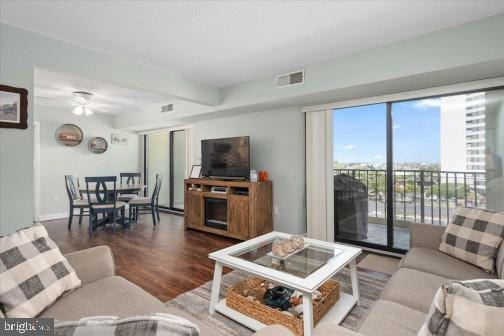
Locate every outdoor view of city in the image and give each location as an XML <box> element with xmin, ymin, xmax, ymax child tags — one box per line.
<box><xmin>332</xmin><ymin>91</ymin><xmax>500</xmax><ymax>250</ymax></box>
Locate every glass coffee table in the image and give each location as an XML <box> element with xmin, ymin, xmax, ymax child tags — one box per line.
<box><xmin>208</xmin><ymin>232</ymin><xmax>361</xmax><ymax>336</ymax></box>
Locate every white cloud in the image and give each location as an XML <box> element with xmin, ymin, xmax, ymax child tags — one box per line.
<box><xmin>393</xmin><ymin>124</ymin><xmax>401</xmax><ymax>129</ymax></box>
<box><xmin>344</xmin><ymin>144</ymin><xmax>355</xmax><ymax>150</ymax></box>
<box><xmin>373</xmin><ymin>155</ymin><xmax>382</xmax><ymax>159</ymax></box>
<box><xmin>413</xmin><ymin>98</ymin><xmax>441</xmax><ymax>109</ymax></box>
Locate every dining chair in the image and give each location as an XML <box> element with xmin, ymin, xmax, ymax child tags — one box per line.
<box><xmin>118</xmin><ymin>172</ymin><xmax>142</xmax><ymax>201</ymax></box>
<box><xmin>85</xmin><ymin>176</ymin><xmax>126</xmax><ymax>232</ymax></box>
<box><xmin>64</xmin><ymin>175</ymin><xmax>89</xmax><ymax>229</ymax></box>
<box><xmin>128</xmin><ymin>174</ymin><xmax>162</xmax><ymax>226</ymax></box>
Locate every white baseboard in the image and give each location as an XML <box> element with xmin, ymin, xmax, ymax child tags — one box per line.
<box><xmin>38</xmin><ymin>212</ymin><xmax>68</xmax><ymax>222</ymax></box>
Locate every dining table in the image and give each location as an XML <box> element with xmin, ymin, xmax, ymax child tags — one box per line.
<box><xmin>79</xmin><ymin>184</ymin><xmax>146</xmax><ymax>194</ymax></box>
<box><xmin>79</xmin><ymin>183</ymin><xmax>147</xmax><ymax>229</ymax></box>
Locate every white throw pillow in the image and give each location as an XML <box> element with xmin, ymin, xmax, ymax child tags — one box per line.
<box><xmin>55</xmin><ymin>314</ymin><xmax>200</xmax><ymax>336</ymax></box>
<box><xmin>418</xmin><ymin>279</ymin><xmax>504</xmax><ymax>336</ymax></box>
<box><xmin>439</xmin><ymin>207</ymin><xmax>504</xmax><ymax>273</ymax></box>
<box><xmin>0</xmin><ymin>225</ymin><xmax>81</xmax><ymax>317</ymax></box>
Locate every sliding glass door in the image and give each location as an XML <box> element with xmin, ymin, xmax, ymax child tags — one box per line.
<box><xmin>333</xmin><ymin>88</ymin><xmax>504</xmax><ymax>252</ymax></box>
<box><xmin>146</xmin><ymin>132</ymin><xmax>170</xmax><ymax>208</ymax></box>
<box><xmin>145</xmin><ymin>129</ymin><xmax>187</xmax><ymax>211</ymax></box>
<box><xmin>171</xmin><ymin>130</ymin><xmax>186</xmax><ymax>210</ymax></box>
<box><xmin>333</xmin><ymin>103</ymin><xmax>388</xmax><ymax>247</ymax></box>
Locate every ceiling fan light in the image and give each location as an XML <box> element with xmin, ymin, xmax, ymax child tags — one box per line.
<box><xmin>72</xmin><ymin>105</ymin><xmax>84</xmax><ymax>115</ymax></box>
<box><xmin>84</xmin><ymin>106</ymin><xmax>94</xmax><ymax>116</ymax></box>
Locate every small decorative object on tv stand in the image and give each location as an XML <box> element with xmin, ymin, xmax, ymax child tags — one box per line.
<box><xmin>184</xmin><ymin>178</ymin><xmax>273</xmax><ymax>240</ymax></box>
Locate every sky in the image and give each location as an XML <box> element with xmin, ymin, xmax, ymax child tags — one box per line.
<box><xmin>333</xmin><ymin>98</ymin><xmax>441</xmax><ymax>164</ymax></box>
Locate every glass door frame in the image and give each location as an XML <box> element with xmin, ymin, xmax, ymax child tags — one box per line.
<box><xmin>169</xmin><ymin>130</ymin><xmax>185</xmax><ymax>212</ymax></box>
<box><xmin>330</xmin><ymin>85</ymin><xmax>504</xmax><ymax>254</ymax></box>
<box><xmin>143</xmin><ymin>131</ymin><xmax>186</xmax><ymax>213</ymax></box>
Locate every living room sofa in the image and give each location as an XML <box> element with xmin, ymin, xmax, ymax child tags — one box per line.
<box><xmin>256</xmin><ymin>223</ymin><xmax>504</xmax><ymax>336</ymax></box>
<box><xmin>40</xmin><ymin>245</ymin><xmax>227</xmax><ymax>335</ymax></box>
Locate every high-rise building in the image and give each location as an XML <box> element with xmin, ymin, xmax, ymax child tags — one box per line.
<box><xmin>440</xmin><ymin>92</ymin><xmax>486</xmax><ymax>173</ymax></box>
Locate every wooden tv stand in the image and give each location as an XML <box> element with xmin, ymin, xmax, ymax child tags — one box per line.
<box><xmin>184</xmin><ymin>178</ymin><xmax>273</xmax><ymax>240</ymax></box>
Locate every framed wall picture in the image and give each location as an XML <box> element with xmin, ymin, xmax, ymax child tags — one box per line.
<box><xmin>190</xmin><ymin>164</ymin><xmax>202</xmax><ymax>178</ymax></box>
<box><xmin>0</xmin><ymin>84</ymin><xmax>28</xmax><ymax>129</ymax></box>
<box><xmin>111</xmin><ymin>133</ymin><xmax>128</xmax><ymax>145</ymax></box>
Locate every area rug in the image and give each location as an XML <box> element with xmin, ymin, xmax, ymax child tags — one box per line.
<box><xmin>357</xmin><ymin>254</ymin><xmax>401</xmax><ymax>275</ymax></box>
<box><xmin>165</xmin><ymin>267</ymin><xmax>391</xmax><ymax>336</ymax></box>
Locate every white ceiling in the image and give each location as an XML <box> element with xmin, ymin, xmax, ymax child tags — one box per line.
<box><xmin>2</xmin><ymin>1</ymin><xmax>504</xmax><ymax>87</ymax></box>
<box><xmin>34</xmin><ymin>69</ymin><xmax>170</xmax><ymax>115</ymax></box>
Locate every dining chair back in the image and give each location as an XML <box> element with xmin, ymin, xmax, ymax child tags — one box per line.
<box><xmin>65</xmin><ymin>175</ymin><xmax>89</xmax><ymax>229</ymax></box>
<box><xmin>118</xmin><ymin>172</ymin><xmax>143</xmax><ymax>201</ymax></box>
<box><xmin>65</xmin><ymin>175</ymin><xmax>81</xmax><ymax>201</ymax></box>
<box><xmin>120</xmin><ymin>172</ymin><xmax>142</xmax><ymax>185</ymax></box>
<box><xmin>128</xmin><ymin>174</ymin><xmax>162</xmax><ymax>226</ymax></box>
<box><xmin>85</xmin><ymin>176</ymin><xmax>126</xmax><ymax>232</ymax></box>
<box><xmin>152</xmin><ymin>174</ymin><xmax>162</xmax><ymax>200</ymax></box>
<box><xmin>85</xmin><ymin>176</ymin><xmax>117</xmax><ymax>207</ymax></box>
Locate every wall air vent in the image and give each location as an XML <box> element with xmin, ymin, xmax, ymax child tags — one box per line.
<box><xmin>275</xmin><ymin>70</ymin><xmax>304</xmax><ymax>88</ymax></box>
<box><xmin>161</xmin><ymin>104</ymin><xmax>174</xmax><ymax>113</ymax></box>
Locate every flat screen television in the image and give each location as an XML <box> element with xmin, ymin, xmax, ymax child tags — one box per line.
<box><xmin>201</xmin><ymin>136</ymin><xmax>250</xmax><ymax>179</ymax></box>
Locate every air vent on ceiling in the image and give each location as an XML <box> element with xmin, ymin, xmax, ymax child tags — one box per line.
<box><xmin>275</xmin><ymin>70</ymin><xmax>304</xmax><ymax>88</ymax></box>
<box><xmin>161</xmin><ymin>104</ymin><xmax>174</xmax><ymax>113</ymax></box>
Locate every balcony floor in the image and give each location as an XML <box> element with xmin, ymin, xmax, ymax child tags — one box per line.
<box><xmin>365</xmin><ymin>223</ymin><xmax>410</xmax><ymax>250</ymax></box>
<box><xmin>336</xmin><ymin>223</ymin><xmax>411</xmax><ymax>250</ymax></box>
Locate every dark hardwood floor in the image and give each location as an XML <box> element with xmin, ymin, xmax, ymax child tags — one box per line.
<box><xmin>43</xmin><ymin>212</ymin><xmax>238</xmax><ymax>302</ymax></box>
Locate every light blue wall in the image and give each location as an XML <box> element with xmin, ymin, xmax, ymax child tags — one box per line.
<box><xmin>0</xmin><ymin>23</ymin><xmax>218</xmax><ymax>235</ymax></box>
<box><xmin>192</xmin><ymin>107</ymin><xmax>306</xmax><ymax>234</ymax></box>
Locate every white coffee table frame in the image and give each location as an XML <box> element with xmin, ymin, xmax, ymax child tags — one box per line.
<box><xmin>208</xmin><ymin>232</ymin><xmax>362</xmax><ymax>336</ymax></box>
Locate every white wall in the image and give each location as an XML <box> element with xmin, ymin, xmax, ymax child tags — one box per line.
<box><xmin>36</xmin><ymin>105</ymin><xmax>140</xmax><ymax>219</ymax></box>
<box><xmin>192</xmin><ymin>107</ymin><xmax>306</xmax><ymax>235</ymax></box>
<box><xmin>117</xmin><ymin>14</ymin><xmax>504</xmax><ymax>131</ymax></box>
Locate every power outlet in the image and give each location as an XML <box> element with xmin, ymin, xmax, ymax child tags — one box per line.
<box><xmin>273</xmin><ymin>205</ymin><xmax>279</xmax><ymax>215</ymax></box>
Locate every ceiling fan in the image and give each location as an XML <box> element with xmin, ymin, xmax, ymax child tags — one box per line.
<box><xmin>34</xmin><ymin>85</ymin><xmax>125</xmax><ymax>115</ymax></box>
<box><xmin>72</xmin><ymin>91</ymin><xmax>94</xmax><ymax>116</ymax></box>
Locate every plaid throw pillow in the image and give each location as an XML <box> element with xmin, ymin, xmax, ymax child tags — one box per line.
<box><xmin>0</xmin><ymin>225</ymin><xmax>81</xmax><ymax>317</ymax></box>
<box><xmin>418</xmin><ymin>279</ymin><xmax>504</xmax><ymax>336</ymax></box>
<box><xmin>439</xmin><ymin>207</ymin><xmax>504</xmax><ymax>273</ymax></box>
<box><xmin>55</xmin><ymin>314</ymin><xmax>200</xmax><ymax>336</ymax></box>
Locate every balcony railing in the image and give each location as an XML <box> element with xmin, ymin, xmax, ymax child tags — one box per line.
<box><xmin>334</xmin><ymin>169</ymin><xmax>486</xmax><ymax>226</ymax></box>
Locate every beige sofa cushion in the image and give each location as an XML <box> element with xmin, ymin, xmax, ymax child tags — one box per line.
<box><xmin>380</xmin><ymin>268</ymin><xmax>448</xmax><ymax>313</ymax></box>
<box><xmin>39</xmin><ymin>276</ymin><xmax>166</xmax><ymax>319</ymax></box>
<box><xmin>358</xmin><ymin>300</ymin><xmax>425</xmax><ymax>336</ymax></box>
<box><xmin>400</xmin><ymin>247</ymin><xmax>494</xmax><ymax>280</ymax></box>
<box><xmin>65</xmin><ymin>246</ymin><xmax>115</xmax><ymax>285</ymax></box>
<box><xmin>39</xmin><ymin>275</ymin><xmax>221</xmax><ymax>336</ymax></box>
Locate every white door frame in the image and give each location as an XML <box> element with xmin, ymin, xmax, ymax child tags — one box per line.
<box><xmin>33</xmin><ymin>121</ymin><xmax>40</xmax><ymax>223</ymax></box>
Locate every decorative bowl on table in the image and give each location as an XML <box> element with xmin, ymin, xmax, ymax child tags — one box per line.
<box><xmin>270</xmin><ymin>235</ymin><xmax>306</xmax><ymax>259</ymax></box>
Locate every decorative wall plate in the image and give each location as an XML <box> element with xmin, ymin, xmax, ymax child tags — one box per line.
<box><xmin>55</xmin><ymin>124</ymin><xmax>83</xmax><ymax>146</ymax></box>
<box><xmin>88</xmin><ymin>137</ymin><xmax>108</xmax><ymax>154</ymax></box>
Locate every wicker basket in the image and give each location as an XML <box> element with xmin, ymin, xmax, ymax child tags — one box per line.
<box><xmin>226</xmin><ymin>278</ymin><xmax>340</xmax><ymax>336</ymax></box>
